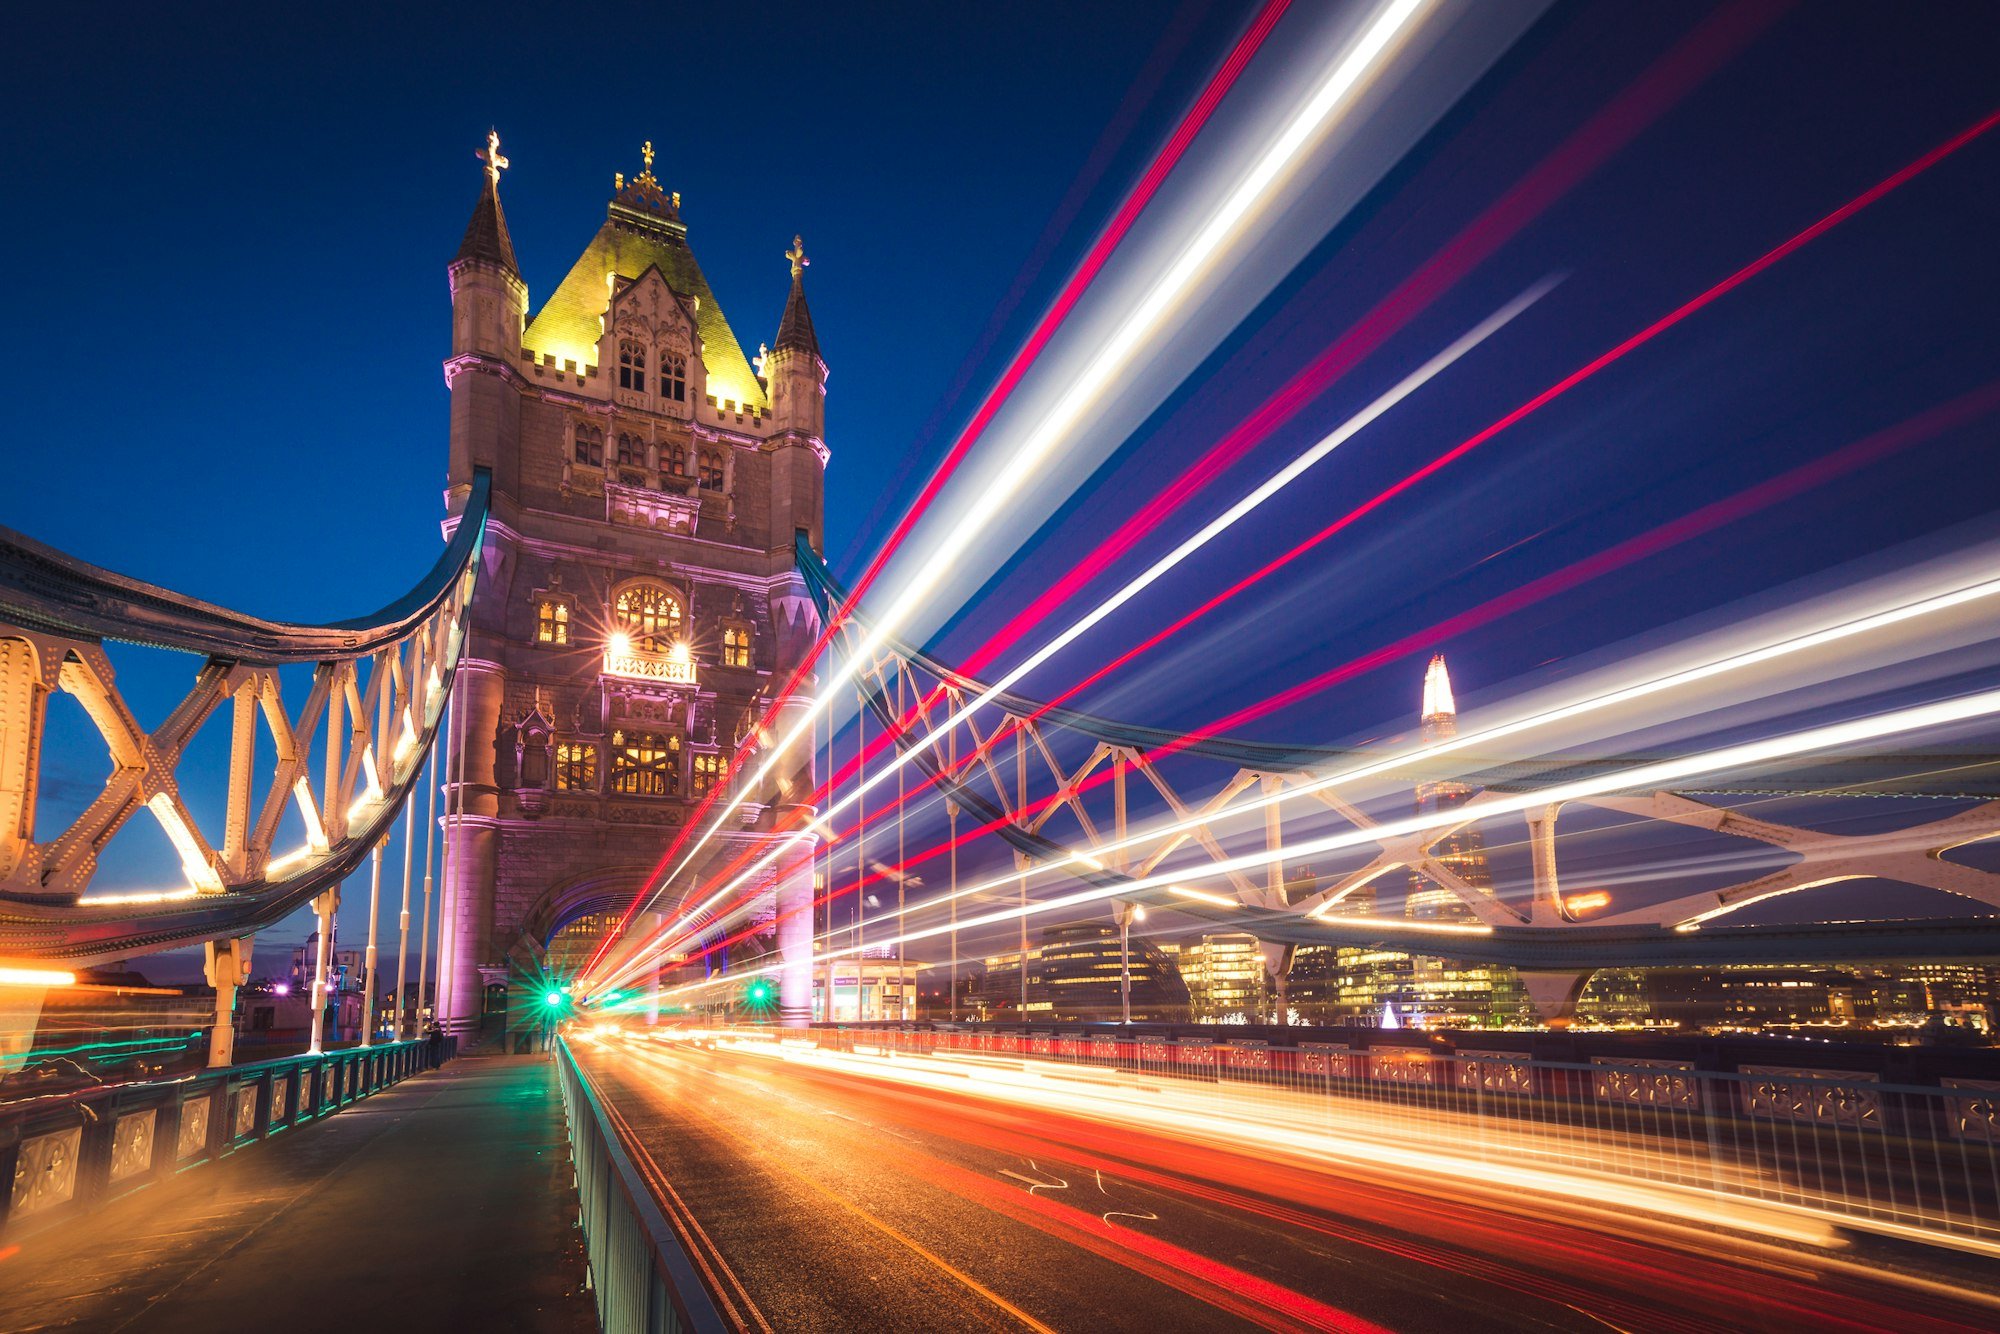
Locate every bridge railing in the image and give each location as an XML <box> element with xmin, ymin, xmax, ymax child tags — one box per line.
<box><xmin>555</xmin><ymin>1037</ymin><xmax>726</xmax><ymax>1334</ymax></box>
<box><xmin>793</xmin><ymin>1023</ymin><xmax>2000</xmax><ymax>1251</ymax></box>
<box><xmin>1</xmin><ymin>1036</ymin><xmax>454</xmax><ymax>1239</ymax></box>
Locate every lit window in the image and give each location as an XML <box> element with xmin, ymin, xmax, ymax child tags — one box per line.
<box><xmin>536</xmin><ymin>600</ymin><xmax>569</xmax><ymax>645</ymax></box>
<box><xmin>721</xmin><ymin>623</ymin><xmax>751</xmax><ymax>668</ymax></box>
<box><xmin>617</xmin><ymin>433</ymin><xmax>640</xmax><ymax>468</ymax></box>
<box><xmin>555</xmin><ymin>742</ymin><xmax>596</xmax><ymax>792</ymax></box>
<box><xmin>664</xmin><ymin>444</ymin><xmax>687</xmax><ymax>478</ymax></box>
<box><xmin>610</xmin><ymin>730</ymin><xmax>681</xmax><ymax>797</ymax></box>
<box><xmin>698</xmin><ymin>449</ymin><xmax>724</xmax><ymax>490</ymax></box>
<box><xmin>663</xmin><ymin>353</ymin><xmax>687</xmax><ymax>403</ymax></box>
<box><xmin>691</xmin><ymin>751</ymin><xmax>724</xmax><ymax>798</ymax></box>
<box><xmin>612</xmin><ymin>584</ymin><xmax>684</xmax><ymax>653</ymax></box>
<box><xmin>618</xmin><ymin>341</ymin><xmax>646</xmax><ymax>392</ymax></box>
<box><xmin>574</xmin><ymin>424</ymin><xmax>604</xmax><ymax>467</ymax></box>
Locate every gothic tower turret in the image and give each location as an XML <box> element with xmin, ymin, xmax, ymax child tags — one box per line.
<box><xmin>764</xmin><ymin>236</ymin><xmax>828</xmax><ymax>555</ymax></box>
<box><xmin>446</xmin><ymin>131</ymin><xmax>528</xmax><ymax>503</ymax></box>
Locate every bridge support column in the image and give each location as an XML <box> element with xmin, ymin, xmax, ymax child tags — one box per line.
<box><xmin>307</xmin><ymin>888</ymin><xmax>339</xmax><ymax>1055</ymax></box>
<box><xmin>776</xmin><ymin>850</ymin><xmax>814</xmax><ymax>1027</ymax></box>
<box><xmin>1260</xmin><ymin>941</ymin><xmax>1296</xmax><ymax>1024</ymax></box>
<box><xmin>770</xmin><ymin>676</ymin><xmax>819</xmax><ymax>1030</ymax></box>
<box><xmin>441</xmin><ymin>663</ymin><xmax>502</xmax><ymax>1041</ymax></box>
<box><xmin>1518</xmin><ymin>969</ymin><xmax>1593</xmax><ymax>1025</ymax></box>
<box><xmin>202</xmin><ymin>936</ymin><xmax>252</xmax><ymax>1068</ymax></box>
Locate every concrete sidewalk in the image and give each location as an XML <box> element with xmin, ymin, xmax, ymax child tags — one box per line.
<box><xmin>0</xmin><ymin>1056</ymin><xmax>594</xmax><ymax>1333</ymax></box>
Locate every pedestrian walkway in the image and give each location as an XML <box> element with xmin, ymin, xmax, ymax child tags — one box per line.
<box><xmin>0</xmin><ymin>1055</ymin><xmax>594</xmax><ymax>1333</ymax></box>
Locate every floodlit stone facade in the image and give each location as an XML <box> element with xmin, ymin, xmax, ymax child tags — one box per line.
<box><xmin>438</xmin><ymin>139</ymin><xmax>824</xmax><ymax>1040</ymax></box>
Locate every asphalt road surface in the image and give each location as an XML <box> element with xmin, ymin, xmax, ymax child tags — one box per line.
<box><xmin>573</xmin><ymin>1036</ymin><xmax>1998</xmax><ymax>1333</ymax></box>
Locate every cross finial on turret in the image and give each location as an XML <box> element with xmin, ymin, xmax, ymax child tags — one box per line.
<box><xmin>478</xmin><ymin>129</ymin><xmax>509</xmax><ymax>187</ymax></box>
<box><xmin>786</xmin><ymin>235</ymin><xmax>809</xmax><ymax>279</ymax></box>
<box><xmin>642</xmin><ymin>140</ymin><xmax>655</xmax><ymax>173</ymax></box>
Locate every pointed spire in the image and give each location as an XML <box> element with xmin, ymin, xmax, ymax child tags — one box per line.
<box><xmin>1421</xmin><ymin>654</ymin><xmax>1455</xmax><ymax>720</ymax></box>
<box><xmin>456</xmin><ymin>129</ymin><xmax>519</xmax><ymax>276</ymax></box>
<box><xmin>774</xmin><ymin>234</ymin><xmax>820</xmax><ymax>358</ymax></box>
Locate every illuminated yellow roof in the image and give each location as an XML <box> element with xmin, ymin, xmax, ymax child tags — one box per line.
<box><xmin>523</xmin><ymin>179</ymin><xmax>769</xmax><ymax>411</ymax></box>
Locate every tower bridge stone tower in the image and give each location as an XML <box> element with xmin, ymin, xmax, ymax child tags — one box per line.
<box><xmin>439</xmin><ymin>137</ymin><xmax>825</xmax><ymax>1041</ymax></box>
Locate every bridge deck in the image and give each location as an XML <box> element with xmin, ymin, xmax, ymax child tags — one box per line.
<box><xmin>0</xmin><ymin>1055</ymin><xmax>593</xmax><ymax>1333</ymax></box>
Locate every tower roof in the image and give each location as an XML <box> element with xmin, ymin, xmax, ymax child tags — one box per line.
<box><xmin>773</xmin><ymin>235</ymin><xmax>820</xmax><ymax>359</ymax></box>
<box><xmin>521</xmin><ymin>144</ymin><xmax>767</xmax><ymax>410</ymax></box>
<box><xmin>1421</xmin><ymin>654</ymin><xmax>1455</xmax><ymax>719</ymax></box>
<box><xmin>455</xmin><ymin>131</ymin><xmax>519</xmax><ymax>276</ymax></box>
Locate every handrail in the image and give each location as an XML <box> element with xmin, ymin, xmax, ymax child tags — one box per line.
<box><xmin>555</xmin><ymin>1038</ymin><xmax>727</xmax><ymax>1334</ymax></box>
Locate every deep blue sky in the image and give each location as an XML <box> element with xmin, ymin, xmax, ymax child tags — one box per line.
<box><xmin>6</xmin><ymin>2</ymin><xmax>2000</xmax><ymax>975</ymax></box>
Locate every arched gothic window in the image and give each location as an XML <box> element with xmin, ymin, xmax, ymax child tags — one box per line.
<box><xmin>665</xmin><ymin>444</ymin><xmax>688</xmax><ymax>478</ymax></box>
<box><xmin>617</xmin><ymin>433</ymin><xmax>640</xmax><ymax>468</ymax></box>
<box><xmin>574</xmin><ymin>424</ymin><xmax>604</xmax><ymax>467</ymax></box>
<box><xmin>691</xmin><ymin>751</ymin><xmax>724</xmax><ymax>798</ymax></box>
<box><xmin>721</xmin><ymin>623</ymin><xmax>751</xmax><ymax>668</ymax></box>
<box><xmin>610</xmin><ymin>730</ymin><xmax>681</xmax><ymax>797</ymax></box>
<box><xmin>618</xmin><ymin>341</ymin><xmax>646</xmax><ymax>392</ymax></box>
<box><xmin>698</xmin><ymin>449</ymin><xmax>724</xmax><ymax>490</ymax></box>
<box><xmin>612</xmin><ymin>584</ymin><xmax>684</xmax><ymax>653</ymax></box>
<box><xmin>663</xmin><ymin>353</ymin><xmax>688</xmax><ymax>402</ymax></box>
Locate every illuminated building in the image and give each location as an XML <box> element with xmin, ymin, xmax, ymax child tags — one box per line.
<box><xmin>439</xmin><ymin>136</ymin><xmax>827</xmax><ymax>1043</ymax></box>
<box><xmin>1178</xmin><ymin>933</ymin><xmax>1268</xmax><ymax>1023</ymax></box>
<box><xmin>1572</xmin><ymin>968</ymin><xmax>1654</xmax><ymax>1027</ymax></box>
<box><xmin>968</xmin><ymin>923</ymin><xmax>1189</xmax><ymax>1022</ymax></box>
<box><xmin>1396</xmin><ymin>657</ymin><xmax>1527</xmax><ymax>1027</ymax></box>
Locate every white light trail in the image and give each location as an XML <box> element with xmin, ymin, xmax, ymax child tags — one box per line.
<box><xmin>815</xmin><ymin>279</ymin><xmax>1557</xmax><ymax>826</ymax></box>
<box><xmin>616</xmin><ymin>287</ymin><xmax>1546</xmax><ymax>983</ymax></box>
<box><xmin>600</xmin><ymin>568</ymin><xmax>2000</xmax><ymax>995</ymax></box>
<box><xmin>615</xmin><ymin>0</ymin><xmax>1437</xmax><ymax>961</ymax></box>
<box><xmin>647</xmin><ymin>684</ymin><xmax>2000</xmax><ymax>1001</ymax></box>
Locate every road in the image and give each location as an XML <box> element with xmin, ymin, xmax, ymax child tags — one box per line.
<box><xmin>572</xmin><ymin>1034</ymin><xmax>1998</xmax><ymax>1333</ymax></box>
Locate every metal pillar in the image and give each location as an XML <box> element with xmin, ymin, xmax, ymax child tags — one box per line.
<box><xmin>1115</xmin><ymin>901</ymin><xmax>1135</xmax><ymax>1026</ymax></box>
<box><xmin>395</xmin><ymin>776</ymin><xmax>415</xmax><ymax>1036</ymax></box>
<box><xmin>1017</xmin><ymin>727</ymin><xmax>1028</xmax><ymax>1019</ymax></box>
<box><xmin>307</xmin><ymin>888</ymin><xmax>338</xmax><ymax>1055</ymax></box>
<box><xmin>416</xmin><ymin>734</ymin><xmax>440</xmax><ymax>1026</ymax></box>
<box><xmin>895</xmin><ymin>667</ymin><xmax>906</xmax><ymax>1020</ymax></box>
<box><xmin>361</xmin><ymin>840</ymin><xmax>383</xmax><ymax>1047</ymax></box>
<box><xmin>854</xmin><ymin>686</ymin><xmax>866</xmax><ymax>1022</ymax></box>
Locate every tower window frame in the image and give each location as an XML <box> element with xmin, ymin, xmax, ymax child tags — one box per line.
<box><xmin>610</xmin><ymin>729</ymin><xmax>682</xmax><ymax>798</ymax></box>
<box><xmin>697</xmin><ymin>449</ymin><xmax>724</xmax><ymax>491</ymax></box>
<box><xmin>663</xmin><ymin>352</ymin><xmax>688</xmax><ymax>403</ymax></box>
<box><xmin>573</xmin><ymin>423</ymin><xmax>604</xmax><ymax>468</ymax></box>
<box><xmin>535</xmin><ymin>597</ymin><xmax>571</xmax><ymax>646</ymax></box>
<box><xmin>721</xmin><ymin>621</ymin><xmax>752</xmax><ymax>669</ymax></box>
<box><xmin>618</xmin><ymin>340</ymin><xmax>647</xmax><ymax>392</ymax></box>
<box><xmin>612</xmin><ymin>583</ymin><xmax>685</xmax><ymax>654</ymax></box>
<box><xmin>555</xmin><ymin>740</ymin><xmax>598</xmax><ymax>793</ymax></box>
<box><xmin>691</xmin><ymin>750</ymin><xmax>725</xmax><ymax>798</ymax></box>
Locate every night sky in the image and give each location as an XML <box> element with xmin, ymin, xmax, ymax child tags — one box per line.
<box><xmin>6</xmin><ymin>1</ymin><xmax>1999</xmax><ymax>977</ymax></box>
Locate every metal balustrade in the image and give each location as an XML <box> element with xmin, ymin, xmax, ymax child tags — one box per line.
<box><xmin>555</xmin><ymin>1038</ymin><xmax>725</xmax><ymax>1334</ymax></box>
<box><xmin>793</xmin><ymin>1022</ymin><xmax>2000</xmax><ymax>1250</ymax></box>
<box><xmin>1</xmin><ymin>1037</ymin><xmax>454</xmax><ymax>1238</ymax></box>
